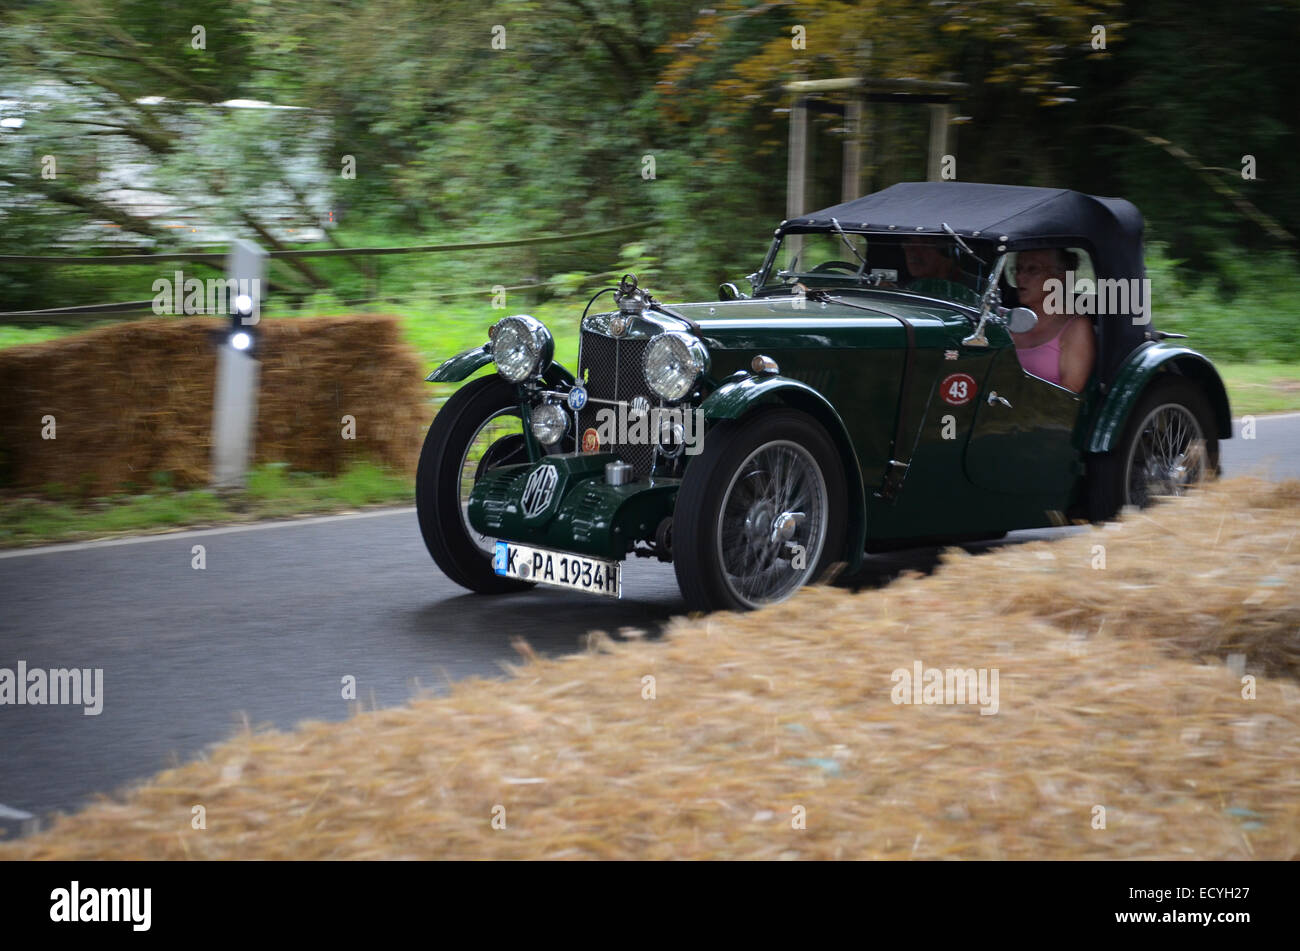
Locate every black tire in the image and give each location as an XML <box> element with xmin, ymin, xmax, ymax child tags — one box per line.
<box><xmin>1086</xmin><ymin>376</ymin><xmax>1220</xmax><ymax>521</ymax></box>
<box><xmin>673</xmin><ymin>408</ymin><xmax>848</xmax><ymax>612</ymax></box>
<box><xmin>415</xmin><ymin>374</ymin><xmax>535</xmax><ymax>594</ymax></box>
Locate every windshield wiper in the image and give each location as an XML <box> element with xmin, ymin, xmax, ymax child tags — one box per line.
<box><xmin>830</xmin><ymin>217</ymin><xmax>868</xmax><ymax>275</ymax></box>
<box><xmin>941</xmin><ymin>222</ymin><xmax>987</xmax><ymax>268</ymax></box>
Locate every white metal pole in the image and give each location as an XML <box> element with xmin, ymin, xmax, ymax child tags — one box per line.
<box><xmin>211</xmin><ymin>239</ymin><xmax>266</xmax><ymax>489</ymax></box>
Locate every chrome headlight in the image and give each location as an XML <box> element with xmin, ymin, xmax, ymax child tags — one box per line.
<box><xmin>490</xmin><ymin>314</ymin><xmax>553</xmax><ymax>383</ymax></box>
<box><xmin>643</xmin><ymin>332</ymin><xmax>708</xmax><ymax>402</ymax></box>
<box><xmin>530</xmin><ymin>402</ymin><xmax>568</xmax><ymax>446</ymax></box>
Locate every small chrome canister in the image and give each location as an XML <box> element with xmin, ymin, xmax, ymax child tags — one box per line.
<box><xmin>605</xmin><ymin>460</ymin><xmax>634</xmax><ymax>486</ymax></box>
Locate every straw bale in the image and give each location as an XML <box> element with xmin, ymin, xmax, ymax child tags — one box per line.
<box><xmin>0</xmin><ymin>316</ymin><xmax>427</xmax><ymax>494</ymax></box>
<box><xmin>2</xmin><ymin>478</ymin><xmax>1296</xmax><ymax>859</ymax></box>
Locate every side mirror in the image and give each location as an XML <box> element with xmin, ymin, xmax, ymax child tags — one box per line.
<box><xmin>719</xmin><ymin>282</ymin><xmax>746</xmax><ymax>300</ymax></box>
<box><xmin>1006</xmin><ymin>306</ymin><xmax>1038</xmax><ymax>334</ymax></box>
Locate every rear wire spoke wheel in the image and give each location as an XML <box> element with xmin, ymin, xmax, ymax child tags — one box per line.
<box><xmin>674</xmin><ymin>408</ymin><xmax>846</xmax><ymax>612</ymax></box>
<box><xmin>1088</xmin><ymin>376</ymin><xmax>1219</xmax><ymax>519</ymax></box>
<box><xmin>416</xmin><ymin>375</ymin><xmax>536</xmax><ymax>594</ymax></box>
<box><xmin>1124</xmin><ymin>403</ymin><xmax>1206</xmax><ymax>507</ymax></box>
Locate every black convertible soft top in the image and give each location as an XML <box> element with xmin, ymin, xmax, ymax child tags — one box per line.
<box><xmin>785</xmin><ymin>181</ymin><xmax>1145</xmax><ymax>283</ymax></box>
<box><xmin>783</xmin><ymin>181</ymin><xmax>1152</xmax><ymax>380</ymax></box>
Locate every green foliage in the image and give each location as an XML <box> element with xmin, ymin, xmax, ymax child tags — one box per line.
<box><xmin>0</xmin><ymin>324</ymin><xmax>85</xmax><ymax>348</ymax></box>
<box><xmin>2</xmin><ymin>0</ymin><xmax>1296</xmax><ymax>344</ymax></box>
<box><xmin>1147</xmin><ymin>241</ymin><xmax>1300</xmax><ymax>362</ymax></box>
<box><xmin>547</xmin><ymin>271</ymin><xmax>594</xmax><ymax>298</ymax></box>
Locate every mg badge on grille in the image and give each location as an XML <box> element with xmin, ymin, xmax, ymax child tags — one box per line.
<box><xmin>521</xmin><ymin>464</ymin><xmax>559</xmax><ymax>518</ymax></box>
<box><xmin>609</xmin><ymin>316</ymin><xmax>628</xmax><ymax>336</ymax></box>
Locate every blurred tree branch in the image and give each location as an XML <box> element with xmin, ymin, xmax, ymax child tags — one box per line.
<box><xmin>1092</xmin><ymin>124</ymin><xmax>1295</xmax><ymax>246</ymax></box>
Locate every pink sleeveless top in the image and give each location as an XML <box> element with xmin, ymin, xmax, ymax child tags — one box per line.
<box><xmin>1017</xmin><ymin>318</ymin><xmax>1075</xmax><ymax>386</ymax></box>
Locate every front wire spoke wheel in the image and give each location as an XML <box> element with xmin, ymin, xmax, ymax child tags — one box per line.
<box><xmin>717</xmin><ymin>441</ymin><xmax>828</xmax><ymax>607</ymax></box>
<box><xmin>457</xmin><ymin>409</ymin><xmax>525</xmax><ymax>553</ymax></box>
<box><xmin>673</xmin><ymin>408</ymin><xmax>847</xmax><ymax>613</ymax></box>
<box><xmin>415</xmin><ymin>374</ymin><xmax>537</xmax><ymax>595</ymax></box>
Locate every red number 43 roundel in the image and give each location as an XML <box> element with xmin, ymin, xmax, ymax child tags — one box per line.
<box><xmin>940</xmin><ymin>372</ymin><xmax>977</xmax><ymax>406</ymax></box>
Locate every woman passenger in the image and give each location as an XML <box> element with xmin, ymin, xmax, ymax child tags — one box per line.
<box><xmin>1009</xmin><ymin>248</ymin><xmax>1096</xmax><ymax>393</ymax></box>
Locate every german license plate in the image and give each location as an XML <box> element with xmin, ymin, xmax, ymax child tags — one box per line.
<box><xmin>493</xmin><ymin>541</ymin><xmax>622</xmax><ymax>598</ymax></box>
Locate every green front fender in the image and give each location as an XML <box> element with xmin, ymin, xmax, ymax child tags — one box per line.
<box><xmin>1087</xmin><ymin>343</ymin><xmax>1232</xmax><ymax>453</ymax></box>
<box><xmin>700</xmin><ymin>373</ymin><xmax>868</xmax><ymax>572</ymax></box>
<box><xmin>426</xmin><ymin>345</ymin><xmax>576</xmax><ymax>387</ymax></box>
<box><xmin>426</xmin><ymin>345</ymin><xmax>492</xmax><ymax>383</ymax></box>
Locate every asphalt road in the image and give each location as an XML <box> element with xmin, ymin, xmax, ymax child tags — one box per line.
<box><xmin>1</xmin><ymin>414</ymin><xmax>1296</xmax><ymax>836</ymax></box>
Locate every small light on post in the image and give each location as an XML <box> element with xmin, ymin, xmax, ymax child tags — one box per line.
<box><xmin>228</xmin><ymin>293</ymin><xmax>257</xmax><ymax>354</ymax></box>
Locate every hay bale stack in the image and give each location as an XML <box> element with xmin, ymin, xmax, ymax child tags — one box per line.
<box><xmin>251</xmin><ymin>316</ymin><xmax>427</xmax><ymax>478</ymax></box>
<box><xmin>0</xmin><ymin>316</ymin><xmax>427</xmax><ymax>493</ymax></box>
<box><xmin>2</xmin><ymin>478</ymin><xmax>1296</xmax><ymax>860</ymax></box>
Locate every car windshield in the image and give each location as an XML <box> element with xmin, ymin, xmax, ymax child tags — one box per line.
<box><xmin>764</xmin><ymin>231</ymin><xmax>989</xmax><ymax>307</ymax></box>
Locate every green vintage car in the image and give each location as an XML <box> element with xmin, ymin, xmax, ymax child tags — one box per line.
<box><xmin>416</xmin><ymin>182</ymin><xmax>1229</xmax><ymax>611</ymax></box>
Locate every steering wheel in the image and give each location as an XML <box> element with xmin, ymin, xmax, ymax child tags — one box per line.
<box><xmin>809</xmin><ymin>260</ymin><xmax>861</xmax><ymax>274</ymax></box>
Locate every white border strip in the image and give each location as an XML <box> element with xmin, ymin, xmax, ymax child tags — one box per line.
<box><xmin>1236</xmin><ymin>411</ymin><xmax>1300</xmax><ymax>422</ymax></box>
<box><xmin>0</xmin><ymin>506</ymin><xmax>415</xmax><ymax>560</ymax></box>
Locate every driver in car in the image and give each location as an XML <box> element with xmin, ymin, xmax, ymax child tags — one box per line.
<box><xmin>902</xmin><ymin>236</ymin><xmax>979</xmax><ymax>302</ymax></box>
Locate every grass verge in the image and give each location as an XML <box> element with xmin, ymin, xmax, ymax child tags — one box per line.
<box><xmin>0</xmin><ymin>462</ymin><xmax>412</xmax><ymax>550</ymax></box>
<box><xmin>1218</xmin><ymin>362</ymin><xmax>1300</xmax><ymax>416</ymax></box>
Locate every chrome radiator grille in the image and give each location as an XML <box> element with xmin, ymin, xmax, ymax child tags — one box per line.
<box><xmin>577</xmin><ymin>329</ymin><xmax>657</xmax><ymax>476</ymax></box>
